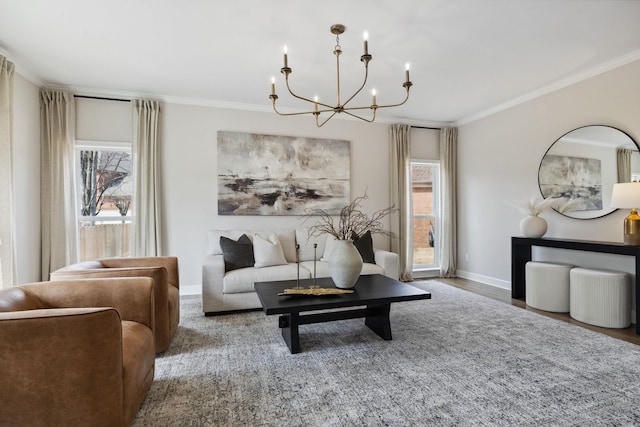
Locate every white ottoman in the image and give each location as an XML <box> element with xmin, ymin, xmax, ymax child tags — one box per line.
<box><xmin>569</xmin><ymin>267</ymin><xmax>631</xmax><ymax>328</ymax></box>
<box><xmin>525</xmin><ymin>261</ymin><xmax>572</xmax><ymax>312</ymax></box>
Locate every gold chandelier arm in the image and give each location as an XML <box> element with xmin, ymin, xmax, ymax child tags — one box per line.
<box><xmin>315</xmin><ymin>111</ymin><xmax>338</xmax><ymax>127</ymax></box>
<box><xmin>284</xmin><ymin>77</ymin><xmax>334</xmax><ymax>109</ymax></box>
<box><xmin>271</xmin><ymin>99</ymin><xmax>315</xmax><ymax>117</ymax></box>
<box><xmin>342</xmin><ymin>108</ymin><xmax>377</xmax><ymax>123</ymax></box>
<box><xmin>362</xmin><ymin>86</ymin><xmax>411</xmax><ymax>110</ymax></box>
<box><xmin>340</xmin><ymin>63</ymin><xmax>369</xmax><ymax>109</ymax></box>
<box><xmin>271</xmin><ymin>96</ymin><xmax>339</xmax><ymax>117</ymax></box>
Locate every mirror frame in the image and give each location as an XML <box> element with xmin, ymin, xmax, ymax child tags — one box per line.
<box><xmin>538</xmin><ymin>125</ymin><xmax>639</xmax><ymax>220</ymax></box>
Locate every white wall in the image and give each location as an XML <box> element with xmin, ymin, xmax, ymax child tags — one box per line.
<box><xmin>76</xmin><ymin>97</ymin><xmax>132</xmax><ymax>141</ymax></box>
<box><xmin>457</xmin><ymin>59</ymin><xmax>640</xmax><ymax>289</ymax></box>
<box><xmin>12</xmin><ymin>86</ymin><xmax>407</xmax><ymax>293</ymax></box>
<box><xmin>411</xmin><ymin>127</ymin><xmax>440</xmax><ymax>160</ymax></box>
<box><xmin>160</xmin><ymin>104</ymin><xmax>394</xmax><ymax>293</ymax></box>
<box><xmin>15</xmin><ymin>58</ymin><xmax>640</xmax><ymax>300</ymax></box>
<box><xmin>12</xmin><ymin>73</ymin><xmax>40</xmax><ymax>284</ymax></box>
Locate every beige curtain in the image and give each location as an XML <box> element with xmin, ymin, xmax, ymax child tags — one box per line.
<box><xmin>617</xmin><ymin>148</ymin><xmax>632</xmax><ymax>183</ymax></box>
<box><xmin>440</xmin><ymin>127</ymin><xmax>458</xmax><ymax>277</ymax></box>
<box><xmin>390</xmin><ymin>123</ymin><xmax>413</xmax><ymax>281</ymax></box>
<box><xmin>0</xmin><ymin>55</ymin><xmax>15</xmax><ymax>289</ymax></box>
<box><xmin>132</xmin><ymin>99</ymin><xmax>162</xmax><ymax>256</ymax></box>
<box><xmin>41</xmin><ymin>90</ymin><xmax>78</xmax><ymax>279</ymax></box>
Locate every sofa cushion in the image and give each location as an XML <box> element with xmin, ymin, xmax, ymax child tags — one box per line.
<box><xmin>321</xmin><ymin>235</ymin><xmax>338</xmax><ymax>261</ymax></box>
<box><xmin>223</xmin><ymin>264</ymin><xmax>310</xmax><ymax>293</ymax></box>
<box><xmin>351</xmin><ymin>230</ymin><xmax>375</xmax><ymax>263</ymax></box>
<box><xmin>299</xmin><ymin>261</ymin><xmax>384</xmax><ymax>280</ymax></box>
<box><xmin>274</xmin><ymin>230</ymin><xmax>297</xmax><ymax>263</ymax></box>
<box><xmin>208</xmin><ymin>230</ymin><xmax>253</xmax><ymax>255</ymax></box>
<box><xmin>220</xmin><ymin>234</ymin><xmax>255</xmax><ymax>272</ymax></box>
<box><xmin>299</xmin><ymin>260</ymin><xmax>331</xmax><ymax>279</ymax></box>
<box><xmin>253</xmin><ymin>233</ymin><xmax>288</xmax><ymax>268</ymax></box>
<box><xmin>361</xmin><ymin>263</ymin><xmax>385</xmax><ymax>275</ymax></box>
<box><xmin>295</xmin><ymin>229</ymin><xmax>328</xmax><ymax>262</ymax></box>
<box><xmin>208</xmin><ymin>229</ymin><xmax>297</xmax><ymax>261</ymax></box>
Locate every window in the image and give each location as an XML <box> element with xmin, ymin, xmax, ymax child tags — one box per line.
<box><xmin>411</xmin><ymin>161</ymin><xmax>440</xmax><ymax>270</ymax></box>
<box><xmin>75</xmin><ymin>140</ymin><xmax>133</xmax><ymax>261</ymax></box>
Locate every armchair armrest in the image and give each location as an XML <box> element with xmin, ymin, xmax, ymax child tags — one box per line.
<box><xmin>101</xmin><ymin>256</ymin><xmax>180</xmax><ymax>290</ymax></box>
<box><xmin>50</xmin><ymin>262</ymin><xmax>175</xmax><ymax>353</ymax></box>
<box><xmin>0</xmin><ymin>307</ymin><xmax>127</xmax><ymax>427</ymax></box>
<box><xmin>22</xmin><ymin>278</ymin><xmax>155</xmax><ymax>330</ymax></box>
<box><xmin>374</xmin><ymin>249</ymin><xmax>400</xmax><ymax>280</ymax></box>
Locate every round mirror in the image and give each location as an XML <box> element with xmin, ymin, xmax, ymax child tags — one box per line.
<box><xmin>538</xmin><ymin>125</ymin><xmax>639</xmax><ymax>219</ymax></box>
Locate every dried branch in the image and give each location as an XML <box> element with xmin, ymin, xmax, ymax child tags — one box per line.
<box><xmin>301</xmin><ymin>189</ymin><xmax>397</xmax><ymax>240</ymax></box>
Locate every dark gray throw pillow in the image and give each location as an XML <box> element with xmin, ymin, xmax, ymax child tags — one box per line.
<box><xmin>220</xmin><ymin>234</ymin><xmax>255</xmax><ymax>272</ymax></box>
<box><xmin>351</xmin><ymin>230</ymin><xmax>375</xmax><ymax>264</ymax></box>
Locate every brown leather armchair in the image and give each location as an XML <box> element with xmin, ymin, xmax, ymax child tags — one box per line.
<box><xmin>0</xmin><ymin>278</ymin><xmax>156</xmax><ymax>427</ymax></box>
<box><xmin>50</xmin><ymin>256</ymin><xmax>180</xmax><ymax>353</ymax></box>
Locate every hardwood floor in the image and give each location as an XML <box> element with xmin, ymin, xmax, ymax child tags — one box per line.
<box><xmin>437</xmin><ymin>277</ymin><xmax>640</xmax><ymax>346</ymax></box>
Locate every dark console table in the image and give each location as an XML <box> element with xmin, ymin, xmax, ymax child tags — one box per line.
<box><xmin>511</xmin><ymin>236</ymin><xmax>640</xmax><ymax>333</ymax></box>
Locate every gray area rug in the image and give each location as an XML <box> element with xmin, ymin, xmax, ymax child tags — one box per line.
<box><xmin>133</xmin><ymin>280</ymin><xmax>640</xmax><ymax>426</ymax></box>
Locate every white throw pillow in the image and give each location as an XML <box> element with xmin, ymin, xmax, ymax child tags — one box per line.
<box><xmin>253</xmin><ymin>233</ymin><xmax>288</xmax><ymax>268</ymax></box>
<box><xmin>295</xmin><ymin>229</ymin><xmax>328</xmax><ymax>262</ymax></box>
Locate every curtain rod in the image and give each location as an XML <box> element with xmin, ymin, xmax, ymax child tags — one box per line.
<box><xmin>411</xmin><ymin>125</ymin><xmax>441</xmax><ymax>130</ymax></box>
<box><xmin>74</xmin><ymin>95</ymin><xmax>131</xmax><ymax>103</ymax></box>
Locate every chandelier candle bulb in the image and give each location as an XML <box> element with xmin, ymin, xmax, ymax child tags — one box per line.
<box><xmin>371</xmin><ymin>89</ymin><xmax>377</xmax><ymax>106</ymax></box>
<box><xmin>283</xmin><ymin>45</ymin><xmax>288</xmax><ymax>68</ymax></box>
<box><xmin>314</xmin><ymin>96</ymin><xmax>318</xmax><ymax>112</ymax></box>
<box><xmin>405</xmin><ymin>63</ymin><xmax>410</xmax><ymax>83</ymax></box>
<box><xmin>363</xmin><ymin>30</ymin><xmax>369</xmax><ymax>55</ymax></box>
<box><xmin>271</xmin><ymin>77</ymin><xmax>276</xmax><ymax>95</ymax></box>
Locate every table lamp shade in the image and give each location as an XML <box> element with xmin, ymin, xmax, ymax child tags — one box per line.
<box><xmin>611</xmin><ymin>182</ymin><xmax>640</xmax><ymax>208</ymax></box>
<box><xmin>611</xmin><ymin>182</ymin><xmax>640</xmax><ymax>245</ymax></box>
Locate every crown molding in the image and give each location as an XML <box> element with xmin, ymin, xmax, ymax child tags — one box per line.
<box><xmin>0</xmin><ymin>47</ymin><xmax>46</xmax><ymax>87</ymax></box>
<box><xmin>47</xmin><ymin>84</ymin><xmax>449</xmax><ymax>128</ymax></box>
<box><xmin>455</xmin><ymin>49</ymin><xmax>640</xmax><ymax>126</ymax></box>
<box><xmin>15</xmin><ymin>47</ymin><xmax>639</xmax><ymax>130</ymax></box>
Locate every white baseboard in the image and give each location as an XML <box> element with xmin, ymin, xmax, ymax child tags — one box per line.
<box><xmin>455</xmin><ymin>269</ymin><xmax>511</xmax><ymax>291</ymax></box>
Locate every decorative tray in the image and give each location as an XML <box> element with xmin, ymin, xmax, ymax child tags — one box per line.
<box><xmin>278</xmin><ymin>288</ymin><xmax>354</xmax><ymax>297</ymax></box>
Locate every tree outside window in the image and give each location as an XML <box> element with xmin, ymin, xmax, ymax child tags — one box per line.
<box><xmin>79</xmin><ymin>150</ymin><xmax>132</xmax><ymax>219</ymax></box>
<box><xmin>76</xmin><ymin>146</ymin><xmax>133</xmax><ymax>260</ymax></box>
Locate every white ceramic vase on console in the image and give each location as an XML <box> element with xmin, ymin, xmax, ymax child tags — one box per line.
<box><xmin>520</xmin><ymin>215</ymin><xmax>547</xmax><ymax>238</ymax></box>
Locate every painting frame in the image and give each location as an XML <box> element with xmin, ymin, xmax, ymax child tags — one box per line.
<box><xmin>217</xmin><ymin>131</ymin><xmax>350</xmax><ymax>216</ymax></box>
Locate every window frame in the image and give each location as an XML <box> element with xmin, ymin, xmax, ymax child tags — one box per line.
<box><xmin>74</xmin><ymin>139</ymin><xmax>133</xmax><ymax>223</ymax></box>
<box><xmin>411</xmin><ymin>159</ymin><xmax>441</xmax><ymax>271</ymax></box>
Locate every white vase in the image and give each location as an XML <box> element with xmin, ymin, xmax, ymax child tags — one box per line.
<box><xmin>328</xmin><ymin>240</ymin><xmax>363</xmax><ymax>289</ymax></box>
<box><xmin>520</xmin><ymin>215</ymin><xmax>547</xmax><ymax>238</ymax></box>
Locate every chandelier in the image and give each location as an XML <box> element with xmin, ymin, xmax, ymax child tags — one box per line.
<box><xmin>269</xmin><ymin>24</ymin><xmax>413</xmax><ymax>127</ymax></box>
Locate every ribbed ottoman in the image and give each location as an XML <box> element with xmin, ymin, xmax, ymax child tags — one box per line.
<box><xmin>569</xmin><ymin>267</ymin><xmax>631</xmax><ymax>328</ymax></box>
<box><xmin>525</xmin><ymin>261</ymin><xmax>572</xmax><ymax>312</ymax></box>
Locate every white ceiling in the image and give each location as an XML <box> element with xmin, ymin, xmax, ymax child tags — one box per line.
<box><xmin>1</xmin><ymin>0</ymin><xmax>640</xmax><ymax>126</ymax></box>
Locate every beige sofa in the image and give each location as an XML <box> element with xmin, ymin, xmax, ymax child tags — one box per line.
<box><xmin>202</xmin><ymin>229</ymin><xmax>399</xmax><ymax>315</ymax></box>
<box><xmin>50</xmin><ymin>256</ymin><xmax>180</xmax><ymax>353</ymax></box>
<box><xmin>0</xmin><ymin>277</ymin><xmax>156</xmax><ymax>427</ymax></box>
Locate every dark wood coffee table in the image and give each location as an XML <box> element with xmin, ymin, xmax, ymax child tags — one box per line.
<box><xmin>255</xmin><ymin>274</ymin><xmax>431</xmax><ymax>354</ymax></box>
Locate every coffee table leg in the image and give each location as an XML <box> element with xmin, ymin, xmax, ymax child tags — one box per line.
<box><xmin>279</xmin><ymin>313</ymin><xmax>300</xmax><ymax>354</ymax></box>
<box><xmin>365</xmin><ymin>304</ymin><xmax>392</xmax><ymax>340</ymax></box>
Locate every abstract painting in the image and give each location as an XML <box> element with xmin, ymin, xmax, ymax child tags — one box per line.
<box><xmin>539</xmin><ymin>154</ymin><xmax>602</xmax><ymax>211</ymax></box>
<box><xmin>217</xmin><ymin>131</ymin><xmax>350</xmax><ymax>215</ymax></box>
